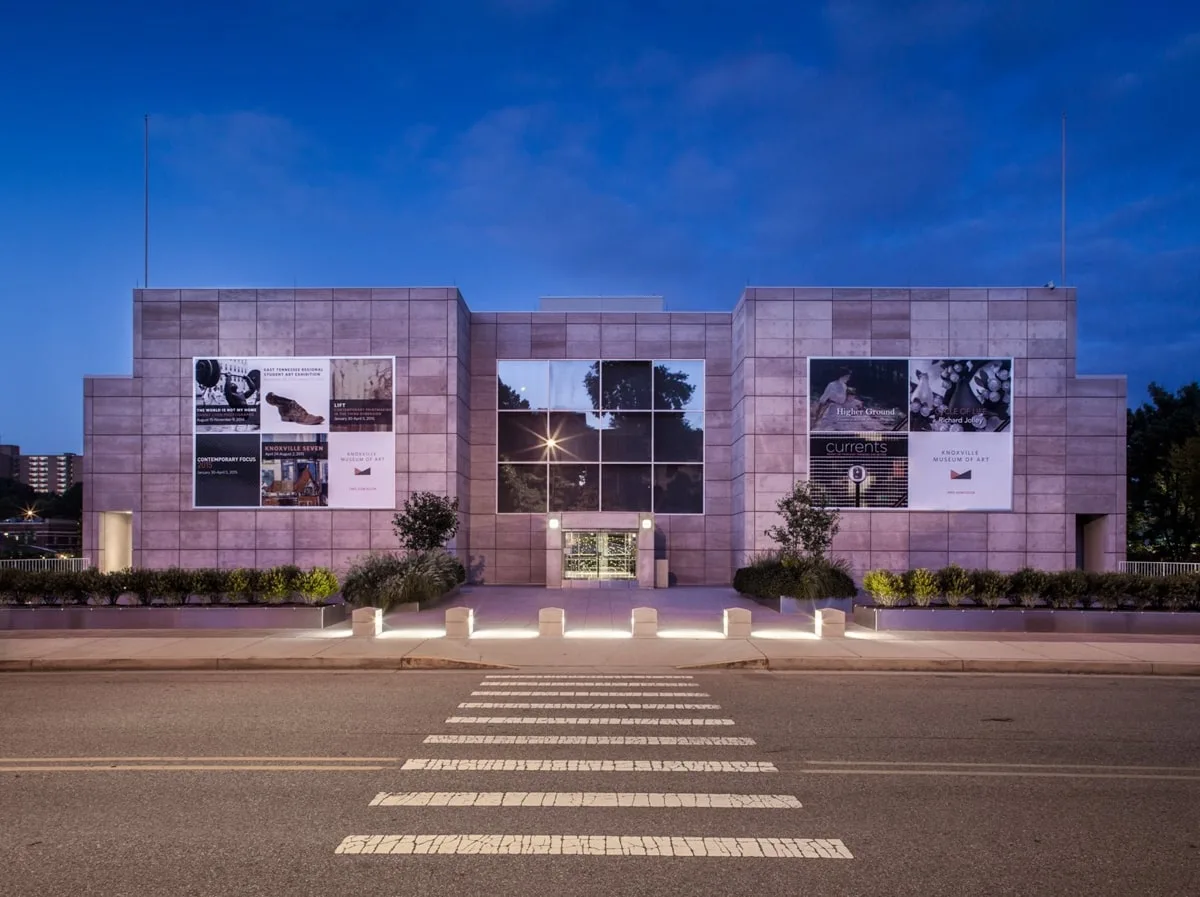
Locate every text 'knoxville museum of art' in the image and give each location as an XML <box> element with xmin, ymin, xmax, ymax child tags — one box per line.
<box><xmin>82</xmin><ymin>286</ymin><xmax>1128</xmax><ymax>587</ymax></box>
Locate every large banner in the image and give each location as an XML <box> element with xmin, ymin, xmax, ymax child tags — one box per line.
<box><xmin>808</xmin><ymin>357</ymin><xmax>1014</xmax><ymax>511</ymax></box>
<box><xmin>192</xmin><ymin>356</ymin><xmax>396</xmax><ymax>509</ymax></box>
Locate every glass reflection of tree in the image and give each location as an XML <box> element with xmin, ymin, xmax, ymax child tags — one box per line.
<box><xmin>499</xmin><ymin>381</ymin><xmax>531</xmax><ymax>410</ymax></box>
<box><xmin>656</xmin><ymin>466</ymin><xmax>703</xmax><ymax>514</ymax></box>
<box><xmin>498</xmin><ymin>464</ymin><xmax>546</xmax><ymax>513</ymax></box>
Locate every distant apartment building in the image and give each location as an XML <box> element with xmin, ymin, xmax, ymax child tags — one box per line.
<box><xmin>0</xmin><ymin>444</ymin><xmax>18</xmax><ymax>481</ymax></box>
<box><xmin>18</xmin><ymin>452</ymin><xmax>82</xmax><ymax>494</ymax></box>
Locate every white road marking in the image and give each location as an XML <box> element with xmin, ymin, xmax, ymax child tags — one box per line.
<box><xmin>446</xmin><ymin>717</ymin><xmax>735</xmax><ymax>726</ymax></box>
<box><xmin>458</xmin><ymin>703</ymin><xmax>722</xmax><ymax>710</ymax></box>
<box><xmin>805</xmin><ymin>759</ymin><xmax>1200</xmax><ymax>771</ymax></box>
<box><xmin>369</xmin><ymin>792</ymin><xmax>802</xmax><ymax>808</ymax></box>
<box><xmin>336</xmin><ymin>835</ymin><xmax>853</xmax><ymax>858</ymax></box>
<box><xmin>480</xmin><ymin>681</ymin><xmax>701</xmax><ymax>688</ymax></box>
<box><xmin>399</xmin><ymin>759</ymin><xmax>777</xmax><ymax>772</ymax></box>
<box><xmin>422</xmin><ymin>735</ymin><xmax>756</xmax><ymax>746</ymax></box>
<box><xmin>471</xmin><ymin>691</ymin><xmax>711</xmax><ymax>697</ymax></box>
<box><xmin>483</xmin><ymin>675</ymin><xmax>694</xmax><ymax>680</ymax></box>
<box><xmin>795</xmin><ymin>768</ymin><xmax>1200</xmax><ymax>782</ymax></box>
<box><xmin>0</xmin><ymin>764</ymin><xmax>388</xmax><ymax>772</ymax></box>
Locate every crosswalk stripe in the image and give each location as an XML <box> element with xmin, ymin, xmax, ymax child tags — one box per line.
<box><xmin>336</xmin><ymin>835</ymin><xmax>853</xmax><ymax>858</ymax></box>
<box><xmin>399</xmin><ymin>759</ymin><xmax>778</xmax><ymax>772</ymax></box>
<box><xmin>458</xmin><ymin>703</ymin><xmax>722</xmax><ymax>710</ymax></box>
<box><xmin>480</xmin><ymin>681</ymin><xmax>701</xmax><ymax>688</ymax></box>
<box><xmin>446</xmin><ymin>717</ymin><xmax>735</xmax><ymax>726</ymax></box>
<box><xmin>369</xmin><ymin>792</ymin><xmax>802</xmax><ymax>808</ymax></box>
<box><xmin>422</xmin><ymin>736</ymin><xmax>756</xmax><ymax>746</ymax></box>
<box><xmin>471</xmin><ymin>692</ymin><xmax>710</xmax><ymax>697</ymax></box>
<box><xmin>483</xmin><ymin>675</ymin><xmax>694</xmax><ymax>680</ymax></box>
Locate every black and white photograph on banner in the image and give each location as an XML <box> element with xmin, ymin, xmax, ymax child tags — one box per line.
<box><xmin>908</xmin><ymin>432</ymin><xmax>1014</xmax><ymax>510</ymax></box>
<box><xmin>193</xmin><ymin>433</ymin><xmax>261</xmax><ymax>507</ymax></box>
<box><xmin>260</xmin><ymin>435</ymin><xmax>329</xmax><ymax>507</ymax></box>
<box><xmin>908</xmin><ymin>358</ymin><xmax>1013</xmax><ymax>433</ymax></box>
<box><xmin>809</xmin><ymin>358</ymin><xmax>910</xmax><ymax>432</ymax></box>
<box><xmin>193</xmin><ymin>358</ymin><xmax>261</xmax><ymax>431</ymax></box>
<box><xmin>808</xmin><ymin>433</ymin><xmax>909</xmax><ymax>508</ymax></box>
<box><xmin>326</xmin><ymin>432</ymin><xmax>396</xmax><ymax>509</ymax></box>
<box><xmin>330</xmin><ymin>357</ymin><xmax>395</xmax><ymax>432</ymax></box>
<box><xmin>259</xmin><ymin>359</ymin><xmax>331</xmax><ymax>434</ymax></box>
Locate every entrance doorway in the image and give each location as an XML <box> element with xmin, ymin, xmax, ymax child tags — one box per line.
<box><xmin>563</xmin><ymin>531</ymin><xmax>637</xmax><ymax>583</ymax></box>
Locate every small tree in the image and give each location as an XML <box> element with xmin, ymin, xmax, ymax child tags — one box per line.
<box><xmin>393</xmin><ymin>492</ymin><xmax>461</xmax><ymax>553</ymax></box>
<box><xmin>765</xmin><ymin>480</ymin><xmax>841</xmax><ymax>560</ymax></box>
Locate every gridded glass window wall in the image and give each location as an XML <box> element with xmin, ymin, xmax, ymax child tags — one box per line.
<box><xmin>497</xmin><ymin>360</ymin><xmax>704</xmax><ymax>513</ymax></box>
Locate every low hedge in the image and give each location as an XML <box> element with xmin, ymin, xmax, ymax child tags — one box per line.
<box><xmin>861</xmin><ymin>565</ymin><xmax>1200</xmax><ymax>612</ymax></box>
<box><xmin>0</xmin><ymin>566</ymin><xmax>339</xmax><ymax>607</ymax></box>
<box><xmin>733</xmin><ymin>553</ymin><xmax>858</xmax><ymax>602</ymax></box>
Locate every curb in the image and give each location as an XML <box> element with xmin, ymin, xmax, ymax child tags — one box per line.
<box><xmin>682</xmin><ymin>658</ymin><xmax>1200</xmax><ymax>675</ymax></box>
<box><xmin>0</xmin><ymin>657</ymin><xmax>518</xmax><ymax>673</ymax></box>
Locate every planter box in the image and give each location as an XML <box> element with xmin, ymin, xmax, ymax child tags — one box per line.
<box><xmin>853</xmin><ymin>605</ymin><xmax>1200</xmax><ymax>636</ymax></box>
<box><xmin>0</xmin><ymin>604</ymin><xmax>347</xmax><ymax>631</ymax></box>
<box><xmin>391</xmin><ymin>583</ymin><xmax>463</xmax><ymax>614</ymax></box>
<box><xmin>758</xmin><ymin>595</ymin><xmax>855</xmax><ymax>617</ymax></box>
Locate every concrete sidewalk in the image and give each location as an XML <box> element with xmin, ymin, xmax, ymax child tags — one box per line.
<box><xmin>3</xmin><ymin>624</ymin><xmax>1198</xmax><ymax>675</ymax></box>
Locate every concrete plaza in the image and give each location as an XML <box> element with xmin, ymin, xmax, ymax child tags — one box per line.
<box><xmin>2</xmin><ymin>586</ymin><xmax>1198</xmax><ymax>675</ymax></box>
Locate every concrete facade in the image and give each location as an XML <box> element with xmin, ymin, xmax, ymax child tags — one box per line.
<box><xmin>83</xmin><ymin>286</ymin><xmax>1127</xmax><ymax>583</ymax></box>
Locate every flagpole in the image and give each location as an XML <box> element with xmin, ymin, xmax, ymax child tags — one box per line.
<box><xmin>144</xmin><ymin>114</ymin><xmax>150</xmax><ymax>288</ymax></box>
<box><xmin>1060</xmin><ymin>111</ymin><xmax>1066</xmax><ymax>287</ymax></box>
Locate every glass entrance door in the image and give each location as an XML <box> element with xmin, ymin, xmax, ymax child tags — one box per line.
<box><xmin>563</xmin><ymin>531</ymin><xmax>637</xmax><ymax>581</ymax></box>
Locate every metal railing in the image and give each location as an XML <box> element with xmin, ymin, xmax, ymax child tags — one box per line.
<box><xmin>0</xmin><ymin>557</ymin><xmax>93</xmax><ymax>573</ymax></box>
<box><xmin>1118</xmin><ymin>561</ymin><xmax>1200</xmax><ymax>577</ymax></box>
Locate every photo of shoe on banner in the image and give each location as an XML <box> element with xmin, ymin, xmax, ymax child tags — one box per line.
<box><xmin>191</xmin><ymin>356</ymin><xmax>396</xmax><ymax>509</ymax></box>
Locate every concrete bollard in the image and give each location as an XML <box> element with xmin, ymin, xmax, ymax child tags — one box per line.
<box><xmin>631</xmin><ymin>606</ymin><xmax>658</xmax><ymax>639</ymax></box>
<box><xmin>445</xmin><ymin>607</ymin><xmax>475</xmax><ymax>640</ymax></box>
<box><xmin>815</xmin><ymin>608</ymin><xmax>846</xmax><ymax>639</ymax></box>
<box><xmin>351</xmin><ymin>607</ymin><xmax>382</xmax><ymax>638</ymax></box>
<box><xmin>723</xmin><ymin>607</ymin><xmax>753</xmax><ymax>639</ymax></box>
<box><xmin>539</xmin><ymin>607</ymin><xmax>565</xmax><ymax>638</ymax></box>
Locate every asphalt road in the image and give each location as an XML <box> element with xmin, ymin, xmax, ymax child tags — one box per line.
<box><xmin>1</xmin><ymin>671</ymin><xmax>1198</xmax><ymax>896</ymax></box>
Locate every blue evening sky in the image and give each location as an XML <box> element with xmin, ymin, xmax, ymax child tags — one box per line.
<box><xmin>1</xmin><ymin>0</ymin><xmax>1197</xmax><ymax>453</ymax></box>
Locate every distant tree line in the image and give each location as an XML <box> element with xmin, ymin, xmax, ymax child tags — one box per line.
<box><xmin>1128</xmin><ymin>382</ymin><xmax>1200</xmax><ymax>561</ymax></box>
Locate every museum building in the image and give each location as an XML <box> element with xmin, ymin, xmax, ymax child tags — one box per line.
<box><xmin>82</xmin><ymin>286</ymin><xmax>1127</xmax><ymax>586</ymax></box>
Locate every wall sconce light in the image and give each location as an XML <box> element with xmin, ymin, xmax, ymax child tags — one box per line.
<box><xmin>640</xmin><ymin>518</ymin><xmax>652</xmax><ymax>530</ymax></box>
<box><xmin>548</xmin><ymin>518</ymin><xmax>561</xmax><ymax>530</ymax></box>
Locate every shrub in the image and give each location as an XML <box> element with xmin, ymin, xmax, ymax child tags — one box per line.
<box><xmin>120</xmin><ymin>568</ymin><xmax>161</xmax><ymax>606</ymax></box>
<box><xmin>193</xmin><ymin>568</ymin><xmax>229</xmax><ymax>604</ymax></box>
<box><xmin>297</xmin><ymin>567</ymin><xmax>339</xmax><ymax>604</ymax></box>
<box><xmin>1087</xmin><ymin>572</ymin><xmax>1127</xmax><ymax>611</ymax></box>
<box><xmin>734</xmin><ymin>553</ymin><xmax>856</xmax><ymax>601</ymax></box>
<box><xmin>1043</xmin><ymin>570</ymin><xmax>1088</xmax><ymax>609</ymax></box>
<box><xmin>1126</xmin><ymin>574</ymin><xmax>1156</xmax><ymax>610</ymax></box>
<box><xmin>971</xmin><ymin>569</ymin><xmax>1009</xmax><ymax>609</ymax></box>
<box><xmin>0</xmin><ymin>567</ymin><xmax>21</xmax><ymax>604</ymax></box>
<box><xmin>764</xmin><ymin>481</ymin><xmax>841</xmax><ymax>561</ymax></box>
<box><xmin>393</xmin><ymin>492</ymin><xmax>461</xmax><ymax>553</ymax></box>
<box><xmin>260</xmin><ymin>566</ymin><xmax>295</xmax><ymax>604</ymax></box>
<box><xmin>1008</xmin><ymin>568</ymin><xmax>1049</xmax><ymax>609</ymax></box>
<box><xmin>938</xmin><ymin>564</ymin><xmax>973</xmax><ymax>608</ymax></box>
<box><xmin>94</xmin><ymin>569</ymin><xmax>131</xmax><ymax>606</ymax></box>
<box><xmin>383</xmin><ymin>566</ymin><xmax>444</xmax><ymax>608</ymax></box>
<box><xmin>53</xmin><ymin>571</ymin><xmax>92</xmax><ymax>606</ymax></box>
<box><xmin>1155</xmin><ymin>574</ymin><xmax>1197</xmax><ymax>612</ymax></box>
<box><xmin>226</xmin><ymin>568</ymin><xmax>261</xmax><ymax>604</ymax></box>
<box><xmin>906</xmin><ymin>568</ymin><xmax>938</xmax><ymax>607</ymax></box>
<box><xmin>863</xmin><ymin>569</ymin><xmax>904</xmax><ymax>607</ymax></box>
<box><xmin>158</xmin><ymin>567</ymin><xmax>198</xmax><ymax>606</ymax></box>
